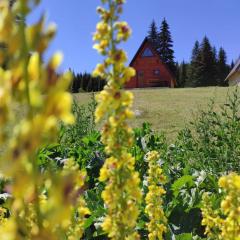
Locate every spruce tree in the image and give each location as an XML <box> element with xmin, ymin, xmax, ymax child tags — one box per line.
<box><xmin>217</xmin><ymin>47</ymin><xmax>229</xmax><ymax>86</ymax></box>
<box><xmin>148</xmin><ymin>20</ymin><xmax>159</xmax><ymax>50</ymax></box>
<box><xmin>175</xmin><ymin>62</ymin><xmax>180</xmax><ymax>87</ymax></box>
<box><xmin>178</xmin><ymin>61</ymin><xmax>188</xmax><ymax>87</ymax></box>
<box><xmin>212</xmin><ymin>46</ymin><xmax>218</xmax><ymax>84</ymax></box>
<box><xmin>158</xmin><ymin>18</ymin><xmax>175</xmax><ymax>74</ymax></box>
<box><xmin>186</xmin><ymin>41</ymin><xmax>202</xmax><ymax>87</ymax></box>
<box><xmin>199</xmin><ymin>36</ymin><xmax>216</xmax><ymax>86</ymax></box>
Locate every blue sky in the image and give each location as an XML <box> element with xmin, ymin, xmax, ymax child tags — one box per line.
<box><xmin>28</xmin><ymin>0</ymin><xmax>240</xmax><ymax>73</ymax></box>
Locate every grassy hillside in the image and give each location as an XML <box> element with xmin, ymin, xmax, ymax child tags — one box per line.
<box><xmin>74</xmin><ymin>87</ymin><xmax>234</xmax><ymax>140</ymax></box>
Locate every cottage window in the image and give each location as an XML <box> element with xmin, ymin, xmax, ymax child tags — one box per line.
<box><xmin>153</xmin><ymin>69</ymin><xmax>160</xmax><ymax>76</ymax></box>
<box><xmin>138</xmin><ymin>71</ymin><xmax>144</xmax><ymax>77</ymax></box>
<box><xmin>142</xmin><ymin>48</ymin><xmax>153</xmax><ymax>57</ymax></box>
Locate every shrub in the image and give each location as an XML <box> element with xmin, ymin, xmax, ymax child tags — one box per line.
<box><xmin>59</xmin><ymin>95</ymin><xmax>96</xmax><ymax>147</ymax></box>
<box><xmin>168</xmin><ymin>87</ymin><xmax>240</xmax><ymax>175</ymax></box>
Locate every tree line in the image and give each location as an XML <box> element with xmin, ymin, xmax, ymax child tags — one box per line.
<box><xmin>148</xmin><ymin>19</ymin><xmax>234</xmax><ymax>87</ymax></box>
<box><xmin>70</xmin><ymin>71</ymin><xmax>106</xmax><ymax>93</ymax></box>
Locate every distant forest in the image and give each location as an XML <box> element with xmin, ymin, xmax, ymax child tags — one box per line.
<box><xmin>70</xmin><ymin>71</ymin><xmax>106</xmax><ymax>93</ymax></box>
<box><xmin>71</xmin><ymin>18</ymin><xmax>235</xmax><ymax>92</ymax></box>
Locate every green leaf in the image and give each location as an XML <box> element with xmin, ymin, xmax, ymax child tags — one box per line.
<box><xmin>83</xmin><ymin>215</ymin><xmax>94</xmax><ymax>229</ymax></box>
<box><xmin>171</xmin><ymin>175</ymin><xmax>195</xmax><ymax>197</ymax></box>
<box><xmin>175</xmin><ymin>233</ymin><xmax>193</xmax><ymax>240</ymax></box>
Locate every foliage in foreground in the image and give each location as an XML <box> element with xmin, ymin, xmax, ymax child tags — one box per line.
<box><xmin>37</xmin><ymin>88</ymin><xmax>240</xmax><ymax>239</ymax></box>
<box><xmin>92</xmin><ymin>0</ymin><xmax>142</xmax><ymax>238</ymax></box>
<box><xmin>0</xmin><ymin>0</ymin><xmax>89</xmax><ymax>238</ymax></box>
<box><xmin>0</xmin><ymin>0</ymin><xmax>240</xmax><ymax>239</ymax></box>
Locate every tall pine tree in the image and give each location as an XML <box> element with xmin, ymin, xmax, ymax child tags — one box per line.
<box><xmin>178</xmin><ymin>61</ymin><xmax>188</xmax><ymax>87</ymax></box>
<box><xmin>148</xmin><ymin>20</ymin><xmax>159</xmax><ymax>50</ymax></box>
<box><xmin>230</xmin><ymin>60</ymin><xmax>235</xmax><ymax>70</ymax></box>
<box><xmin>217</xmin><ymin>47</ymin><xmax>229</xmax><ymax>86</ymax></box>
<box><xmin>199</xmin><ymin>36</ymin><xmax>216</xmax><ymax>86</ymax></box>
<box><xmin>212</xmin><ymin>46</ymin><xmax>218</xmax><ymax>84</ymax></box>
<box><xmin>175</xmin><ymin>62</ymin><xmax>180</xmax><ymax>86</ymax></box>
<box><xmin>186</xmin><ymin>41</ymin><xmax>202</xmax><ymax>87</ymax></box>
<box><xmin>158</xmin><ymin>18</ymin><xmax>176</xmax><ymax>74</ymax></box>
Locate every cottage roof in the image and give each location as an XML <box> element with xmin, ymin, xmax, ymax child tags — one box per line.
<box><xmin>129</xmin><ymin>37</ymin><xmax>176</xmax><ymax>83</ymax></box>
<box><xmin>226</xmin><ymin>58</ymin><xmax>240</xmax><ymax>81</ymax></box>
<box><xmin>129</xmin><ymin>37</ymin><xmax>152</xmax><ymax>66</ymax></box>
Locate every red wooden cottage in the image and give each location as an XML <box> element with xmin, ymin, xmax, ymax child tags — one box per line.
<box><xmin>126</xmin><ymin>38</ymin><xmax>176</xmax><ymax>88</ymax></box>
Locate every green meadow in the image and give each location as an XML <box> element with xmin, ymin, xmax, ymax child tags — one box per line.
<box><xmin>74</xmin><ymin>86</ymin><xmax>233</xmax><ymax>140</ymax></box>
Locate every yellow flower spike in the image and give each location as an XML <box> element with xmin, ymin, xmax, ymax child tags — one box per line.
<box><xmin>49</xmin><ymin>70</ymin><xmax>73</xmax><ymax>92</ymax></box>
<box><xmin>0</xmin><ymin>4</ymin><xmax>13</xmax><ymax>42</ymax></box>
<box><xmin>99</xmin><ymin>166</ymin><xmax>109</xmax><ymax>182</ymax></box>
<box><xmin>0</xmin><ymin>218</ymin><xmax>16</xmax><ymax>240</ymax></box>
<box><xmin>0</xmin><ymin>0</ymin><xmax>88</xmax><ymax>238</ymax></box>
<box><xmin>115</xmin><ymin>21</ymin><xmax>132</xmax><ymax>42</ymax></box>
<box><xmin>29</xmin><ymin>85</ymin><xmax>43</xmax><ymax>107</ymax></box>
<box><xmin>145</xmin><ymin>151</ymin><xmax>167</xmax><ymax>240</ymax></box>
<box><xmin>94</xmin><ymin>3</ymin><xmax>142</xmax><ymax>233</ymax></box>
<box><xmin>94</xmin><ymin>3</ymin><xmax>142</xmax><ymax>237</ymax></box>
<box><xmin>92</xmin><ymin>63</ymin><xmax>105</xmax><ymax>78</ymax></box>
<box><xmin>36</xmin><ymin>22</ymin><xmax>57</xmax><ymax>53</ymax></box>
<box><xmin>96</xmin><ymin>22</ymin><xmax>109</xmax><ymax>35</ymax></box>
<box><xmin>0</xmin><ymin>88</ymin><xmax>11</xmax><ymax>126</ymax></box>
<box><xmin>122</xmin><ymin>67</ymin><xmax>136</xmax><ymax>81</ymax></box>
<box><xmin>124</xmin><ymin>108</ymin><xmax>134</xmax><ymax>119</ymax></box>
<box><xmin>28</xmin><ymin>52</ymin><xmax>40</xmax><ymax>81</ymax></box>
<box><xmin>93</xmin><ymin>39</ymin><xmax>109</xmax><ymax>54</ymax></box>
<box><xmin>112</xmin><ymin>49</ymin><xmax>127</xmax><ymax>63</ymax></box>
<box><xmin>62</xmin><ymin>159</ymin><xmax>90</xmax><ymax>240</ymax></box>
<box><xmin>202</xmin><ymin>173</ymin><xmax>240</xmax><ymax>240</ymax></box>
<box><xmin>8</xmin><ymin>31</ymin><xmax>22</xmax><ymax>55</ymax></box>
<box><xmin>25</xmin><ymin>15</ymin><xmax>45</xmax><ymax>49</ymax></box>
<box><xmin>49</xmin><ymin>51</ymin><xmax>63</xmax><ymax>70</ymax></box>
<box><xmin>44</xmin><ymin>92</ymin><xmax>74</xmax><ymax>125</ymax></box>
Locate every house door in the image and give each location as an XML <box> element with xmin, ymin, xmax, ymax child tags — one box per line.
<box><xmin>137</xmin><ymin>71</ymin><xmax>145</xmax><ymax>88</ymax></box>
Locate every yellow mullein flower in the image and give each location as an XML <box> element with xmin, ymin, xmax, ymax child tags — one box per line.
<box><xmin>145</xmin><ymin>151</ymin><xmax>167</xmax><ymax>240</ymax></box>
<box><xmin>202</xmin><ymin>173</ymin><xmax>240</xmax><ymax>240</ymax></box>
<box><xmin>93</xmin><ymin>1</ymin><xmax>141</xmax><ymax>239</ymax></box>
<box><xmin>48</xmin><ymin>51</ymin><xmax>63</xmax><ymax>69</ymax></box>
<box><xmin>63</xmin><ymin>159</ymin><xmax>90</xmax><ymax>240</ymax></box>
<box><xmin>115</xmin><ymin>21</ymin><xmax>132</xmax><ymax>42</ymax></box>
<box><xmin>28</xmin><ymin>52</ymin><xmax>40</xmax><ymax>81</ymax></box>
<box><xmin>0</xmin><ymin>0</ymin><xmax>88</xmax><ymax>239</ymax></box>
<box><xmin>92</xmin><ymin>63</ymin><xmax>106</xmax><ymax>78</ymax></box>
<box><xmin>0</xmin><ymin>207</ymin><xmax>7</xmax><ymax>225</ymax></box>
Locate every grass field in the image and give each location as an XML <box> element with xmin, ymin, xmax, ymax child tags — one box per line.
<box><xmin>74</xmin><ymin>87</ymin><xmax>234</xmax><ymax>141</ymax></box>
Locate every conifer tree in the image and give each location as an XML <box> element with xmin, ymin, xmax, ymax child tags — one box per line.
<box><xmin>212</xmin><ymin>46</ymin><xmax>218</xmax><ymax>83</ymax></box>
<box><xmin>158</xmin><ymin>18</ymin><xmax>176</xmax><ymax>74</ymax></box>
<box><xmin>175</xmin><ymin>62</ymin><xmax>180</xmax><ymax>86</ymax></box>
<box><xmin>217</xmin><ymin>47</ymin><xmax>229</xmax><ymax>86</ymax></box>
<box><xmin>230</xmin><ymin>60</ymin><xmax>235</xmax><ymax>70</ymax></box>
<box><xmin>187</xmin><ymin>38</ymin><xmax>230</xmax><ymax>87</ymax></box>
<box><xmin>186</xmin><ymin>41</ymin><xmax>202</xmax><ymax>87</ymax></box>
<box><xmin>148</xmin><ymin>20</ymin><xmax>159</xmax><ymax>50</ymax></box>
<box><xmin>178</xmin><ymin>61</ymin><xmax>188</xmax><ymax>87</ymax></box>
<box><xmin>199</xmin><ymin>36</ymin><xmax>216</xmax><ymax>86</ymax></box>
